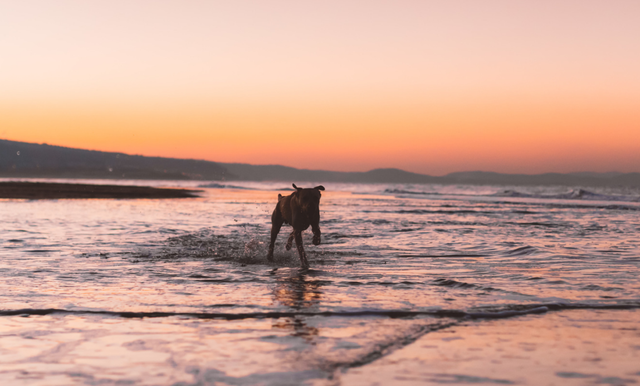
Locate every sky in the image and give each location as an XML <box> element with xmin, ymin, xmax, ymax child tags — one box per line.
<box><xmin>1</xmin><ymin>1</ymin><xmax>639</xmax><ymax>175</ymax></box>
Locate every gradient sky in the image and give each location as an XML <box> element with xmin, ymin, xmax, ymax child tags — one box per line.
<box><xmin>1</xmin><ymin>1</ymin><xmax>639</xmax><ymax>175</ymax></box>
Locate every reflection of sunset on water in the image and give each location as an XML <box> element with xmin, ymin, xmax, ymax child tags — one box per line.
<box><xmin>272</xmin><ymin>270</ymin><xmax>322</xmax><ymax>340</ymax></box>
<box><xmin>1</xmin><ymin>181</ymin><xmax>639</xmax><ymax>383</ymax></box>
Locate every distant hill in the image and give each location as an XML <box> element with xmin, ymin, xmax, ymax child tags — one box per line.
<box><xmin>221</xmin><ymin>164</ymin><xmax>441</xmax><ymax>183</ymax></box>
<box><xmin>2</xmin><ymin>139</ymin><xmax>639</xmax><ymax>186</ymax></box>
<box><xmin>0</xmin><ymin>139</ymin><xmax>231</xmax><ymax>180</ymax></box>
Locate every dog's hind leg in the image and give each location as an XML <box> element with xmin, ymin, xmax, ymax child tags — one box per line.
<box><xmin>285</xmin><ymin>232</ymin><xmax>294</xmax><ymax>251</ymax></box>
<box><xmin>293</xmin><ymin>230</ymin><xmax>309</xmax><ymax>268</ymax></box>
<box><xmin>268</xmin><ymin>215</ymin><xmax>284</xmax><ymax>262</ymax></box>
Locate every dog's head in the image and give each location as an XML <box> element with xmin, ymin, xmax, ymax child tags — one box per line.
<box><xmin>292</xmin><ymin>183</ymin><xmax>325</xmax><ymax>215</ymax></box>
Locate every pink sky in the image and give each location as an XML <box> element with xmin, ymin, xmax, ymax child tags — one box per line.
<box><xmin>1</xmin><ymin>1</ymin><xmax>639</xmax><ymax>175</ymax></box>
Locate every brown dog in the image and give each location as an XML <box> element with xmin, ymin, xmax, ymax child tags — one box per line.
<box><xmin>267</xmin><ymin>184</ymin><xmax>325</xmax><ymax>267</ymax></box>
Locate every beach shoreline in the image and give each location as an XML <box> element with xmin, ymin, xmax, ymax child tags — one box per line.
<box><xmin>0</xmin><ymin>181</ymin><xmax>200</xmax><ymax>199</ymax></box>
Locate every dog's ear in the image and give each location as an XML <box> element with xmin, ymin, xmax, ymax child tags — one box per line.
<box><xmin>314</xmin><ymin>185</ymin><xmax>325</xmax><ymax>191</ymax></box>
<box><xmin>292</xmin><ymin>183</ymin><xmax>302</xmax><ymax>191</ymax></box>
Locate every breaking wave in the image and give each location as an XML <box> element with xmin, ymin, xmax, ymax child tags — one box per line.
<box><xmin>377</xmin><ymin>186</ymin><xmax>640</xmax><ymax>204</ymax></box>
<box><xmin>496</xmin><ymin>188</ymin><xmax>640</xmax><ymax>202</ymax></box>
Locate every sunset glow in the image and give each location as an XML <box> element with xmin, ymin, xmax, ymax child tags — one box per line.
<box><xmin>2</xmin><ymin>1</ymin><xmax>639</xmax><ymax>175</ymax></box>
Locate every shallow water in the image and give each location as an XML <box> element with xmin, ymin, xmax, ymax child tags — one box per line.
<box><xmin>1</xmin><ymin>179</ymin><xmax>639</xmax><ymax>385</ymax></box>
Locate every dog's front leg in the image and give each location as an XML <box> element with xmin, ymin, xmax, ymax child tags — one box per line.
<box><xmin>293</xmin><ymin>230</ymin><xmax>309</xmax><ymax>268</ymax></box>
<box><xmin>311</xmin><ymin>223</ymin><xmax>321</xmax><ymax>246</ymax></box>
<box><xmin>285</xmin><ymin>232</ymin><xmax>295</xmax><ymax>251</ymax></box>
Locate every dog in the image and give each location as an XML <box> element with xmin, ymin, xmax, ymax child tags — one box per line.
<box><xmin>268</xmin><ymin>184</ymin><xmax>325</xmax><ymax>268</ymax></box>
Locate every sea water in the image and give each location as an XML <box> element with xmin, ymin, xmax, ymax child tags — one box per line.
<box><xmin>1</xmin><ymin>179</ymin><xmax>639</xmax><ymax>385</ymax></box>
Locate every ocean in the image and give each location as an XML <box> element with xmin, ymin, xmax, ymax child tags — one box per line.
<box><xmin>1</xmin><ymin>179</ymin><xmax>639</xmax><ymax>385</ymax></box>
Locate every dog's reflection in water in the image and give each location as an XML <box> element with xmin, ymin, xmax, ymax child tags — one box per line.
<box><xmin>271</xmin><ymin>270</ymin><xmax>322</xmax><ymax>341</ymax></box>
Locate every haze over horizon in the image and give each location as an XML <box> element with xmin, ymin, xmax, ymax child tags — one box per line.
<box><xmin>2</xmin><ymin>1</ymin><xmax>639</xmax><ymax>175</ymax></box>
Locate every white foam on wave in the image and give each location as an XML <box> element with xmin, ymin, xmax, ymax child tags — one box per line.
<box><xmin>497</xmin><ymin>188</ymin><xmax>640</xmax><ymax>203</ymax></box>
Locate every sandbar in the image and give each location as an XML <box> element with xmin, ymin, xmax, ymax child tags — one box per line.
<box><xmin>0</xmin><ymin>182</ymin><xmax>201</xmax><ymax>199</ymax></box>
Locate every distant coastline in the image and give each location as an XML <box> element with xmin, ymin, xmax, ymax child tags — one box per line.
<box><xmin>2</xmin><ymin>139</ymin><xmax>639</xmax><ymax>187</ymax></box>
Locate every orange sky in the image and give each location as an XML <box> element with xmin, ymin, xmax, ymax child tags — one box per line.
<box><xmin>1</xmin><ymin>1</ymin><xmax>639</xmax><ymax>175</ymax></box>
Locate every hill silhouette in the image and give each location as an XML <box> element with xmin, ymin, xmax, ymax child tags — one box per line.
<box><xmin>1</xmin><ymin>139</ymin><xmax>231</xmax><ymax>180</ymax></box>
<box><xmin>2</xmin><ymin>139</ymin><xmax>639</xmax><ymax>186</ymax></box>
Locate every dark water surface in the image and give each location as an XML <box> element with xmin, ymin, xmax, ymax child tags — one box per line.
<box><xmin>1</xmin><ymin>179</ymin><xmax>639</xmax><ymax>385</ymax></box>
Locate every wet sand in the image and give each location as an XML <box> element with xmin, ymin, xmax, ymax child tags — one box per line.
<box><xmin>0</xmin><ymin>182</ymin><xmax>200</xmax><ymax>199</ymax></box>
<box><xmin>341</xmin><ymin>309</ymin><xmax>640</xmax><ymax>385</ymax></box>
<box><xmin>1</xmin><ymin>310</ymin><xmax>637</xmax><ymax>385</ymax></box>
